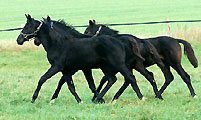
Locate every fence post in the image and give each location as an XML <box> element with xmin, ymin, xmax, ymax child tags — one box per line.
<box><xmin>166</xmin><ymin>18</ymin><xmax>171</xmax><ymax>36</ymax></box>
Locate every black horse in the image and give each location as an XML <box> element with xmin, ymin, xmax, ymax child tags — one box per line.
<box><xmin>17</xmin><ymin>14</ymin><xmax>145</xmax><ymax>103</ymax></box>
<box><xmin>85</xmin><ymin>20</ymin><xmax>167</xmax><ymax>101</ymax></box>
<box><xmin>42</xmin><ymin>17</ymin><xmax>166</xmax><ymax>101</ymax></box>
<box><xmin>85</xmin><ymin>20</ymin><xmax>198</xmax><ymax>100</ymax></box>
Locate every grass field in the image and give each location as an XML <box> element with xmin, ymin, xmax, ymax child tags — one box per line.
<box><xmin>0</xmin><ymin>0</ymin><xmax>201</xmax><ymax>119</ymax></box>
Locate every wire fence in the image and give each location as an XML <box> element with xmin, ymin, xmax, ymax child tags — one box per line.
<box><xmin>1</xmin><ymin>19</ymin><xmax>201</xmax><ymax>32</ymax></box>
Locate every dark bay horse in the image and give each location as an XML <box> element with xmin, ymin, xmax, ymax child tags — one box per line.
<box><xmin>42</xmin><ymin>17</ymin><xmax>165</xmax><ymax>101</ymax></box>
<box><xmin>84</xmin><ymin>20</ymin><xmax>198</xmax><ymax>100</ymax></box>
<box><xmin>17</xmin><ymin>14</ymin><xmax>144</xmax><ymax>103</ymax></box>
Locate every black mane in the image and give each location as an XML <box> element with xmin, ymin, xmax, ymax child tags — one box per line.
<box><xmin>99</xmin><ymin>24</ymin><xmax>119</xmax><ymax>35</ymax></box>
<box><xmin>53</xmin><ymin>19</ymin><xmax>91</xmax><ymax>39</ymax></box>
<box><xmin>51</xmin><ymin>19</ymin><xmax>76</xmax><ymax>33</ymax></box>
<box><xmin>54</xmin><ymin>19</ymin><xmax>75</xmax><ymax>30</ymax></box>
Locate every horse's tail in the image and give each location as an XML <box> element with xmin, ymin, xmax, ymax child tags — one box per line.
<box><xmin>143</xmin><ymin>41</ymin><xmax>165</xmax><ymax>67</ymax></box>
<box><xmin>129</xmin><ymin>38</ymin><xmax>145</xmax><ymax>61</ymax></box>
<box><xmin>177</xmin><ymin>39</ymin><xmax>198</xmax><ymax>68</ymax></box>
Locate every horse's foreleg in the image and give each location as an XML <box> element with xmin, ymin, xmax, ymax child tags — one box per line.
<box><xmin>32</xmin><ymin>66</ymin><xmax>59</xmax><ymax>103</ymax></box>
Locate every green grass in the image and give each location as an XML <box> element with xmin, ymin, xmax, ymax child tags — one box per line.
<box><xmin>0</xmin><ymin>0</ymin><xmax>201</xmax><ymax>119</ymax></box>
<box><xmin>1</xmin><ymin>0</ymin><xmax>201</xmax><ymax>40</ymax></box>
<box><xmin>0</xmin><ymin>44</ymin><xmax>201</xmax><ymax>120</ymax></box>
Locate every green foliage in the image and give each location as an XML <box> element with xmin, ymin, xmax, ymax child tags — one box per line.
<box><xmin>0</xmin><ymin>0</ymin><xmax>201</xmax><ymax>119</ymax></box>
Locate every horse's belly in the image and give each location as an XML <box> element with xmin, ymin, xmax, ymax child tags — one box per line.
<box><xmin>65</xmin><ymin>56</ymin><xmax>103</xmax><ymax>70</ymax></box>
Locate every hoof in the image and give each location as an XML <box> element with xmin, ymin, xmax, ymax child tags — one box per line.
<box><xmin>79</xmin><ymin>101</ymin><xmax>84</xmax><ymax>104</ymax></box>
<box><xmin>31</xmin><ymin>99</ymin><xmax>35</xmax><ymax>103</ymax></box>
<box><xmin>94</xmin><ymin>98</ymin><xmax>105</xmax><ymax>104</ymax></box>
<box><xmin>91</xmin><ymin>96</ymin><xmax>96</xmax><ymax>102</ymax></box>
<box><xmin>98</xmin><ymin>99</ymin><xmax>105</xmax><ymax>104</ymax></box>
<box><xmin>111</xmin><ymin>98</ymin><xmax>117</xmax><ymax>102</ymax></box>
<box><xmin>155</xmin><ymin>95</ymin><xmax>164</xmax><ymax>100</ymax></box>
<box><xmin>111</xmin><ymin>99</ymin><xmax>117</xmax><ymax>103</ymax></box>
<box><xmin>49</xmin><ymin>99</ymin><xmax>55</xmax><ymax>104</ymax></box>
<box><xmin>142</xmin><ymin>97</ymin><xmax>147</xmax><ymax>101</ymax></box>
<box><xmin>193</xmin><ymin>95</ymin><xmax>198</xmax><ymax>99</ymax></box>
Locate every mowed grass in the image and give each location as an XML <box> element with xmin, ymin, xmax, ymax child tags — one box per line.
<box><xmin>1</xmin><ymin>0</ymin><xmax>201</xmax><ymax>40</ymax></box>
<box><xmin>0</xmin><ymin>43</ymin><xmax>201</xmax><ymax>120</ymax></box>
<box><xmin>0</xmin><ymin>0</ymin><xmax>201</xmax><ymax>119</ymax></box>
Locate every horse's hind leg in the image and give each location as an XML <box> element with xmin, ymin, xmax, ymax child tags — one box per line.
<box><xmin>50</xmin><ymin>76</ymin><xmax>65</xmax><ymax>104</ymax></box>
<box><xmin>112</xmin><ymin>68</ymin><xmax>132</xmax><ymax>101</ymax></box>
<box><xmin>95</xmin><ymin>73</ymin><xmax>117</xmax><ymax>103</ymax></box>
<box><xmin>82</xmin><ymin>69</ymin><xmax>104</xmax><ymax>102</ymax></box>
<box><xmin>63</xmin><ymin>74</ymin><xmax>82</xmax><ymax>103</ymax></box>
<box><xmin>92</xmin><ymin>76</ymin><xmax>108</xmax><ymax>102</ymax></box>
<box><xmin>158</xmin><ymin>65</ymin><xmax>174</xmax><ymax>95</ymax></box>
<box><xmin>110</xmin><ymin>65</ymin><xmax>143</xmax><ymax>101</ymax></box>
<box><xmin>134</xmin><ymin>63</ymin><xmax>163</xmax><ymax>99</ymax></box>
<box><xmin>172</xmin><ymin>63</ymin><xmax>196</xmax><ymax>98</ymax></box>
<box><xmin>118</xmin><ymin>65</ymin><xmax>143</xmax><ymax>100</ymax></box>
<box><xmin>112</xmin><ymin>68</ymin><xmax>146</xmax><ymax>101</ymax></box>
<box><xmin>112</xmin><ymin>81</ymin><xmax>129</xmax><ymax>101</ymax></box>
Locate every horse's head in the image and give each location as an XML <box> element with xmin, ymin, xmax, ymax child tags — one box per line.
<box><xmin>84</xmin><ymin>20</ymin><xmax>118</xmax><ymax>36</ymax></box>
<box><xmin>43</xmin><ymin>16</ymin><xmax>81</xmax><ymax>41</ymax></box>
<box><xmin>17</xmin><ymin>14</ymin><xmax>42</xmax><ymax>46</ymax></box>
<box><xmin>84</xmin><ymin>20</ymin><xmax>101</xmax><ymax>36</ymax></box>
<box><xmin>42</xmin><ymin>16</ymin><xmax>64</xmax><ymax>41</ymax></box>
<box><xmin>42</xmin><ymin>16</ymin><xmax>53</xmax><ymax>29</ymax></box>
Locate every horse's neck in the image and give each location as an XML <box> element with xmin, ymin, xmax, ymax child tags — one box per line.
<box><xmin>57</xmin><ymin>26</ymin><xmax>90</xmax><ymax>39</ymax></box>
<box><xmin>102</xmin><ymin>26</ymin><xmax>118</xmax><ymax>35</ymax></box>
<box><xmin>38</xmin><ymin>27</ymin><xmax>58</xmax><ymax>52</ymax></box>
<box><xmin>138</xmin><ymin>39</ymin><xmax>152</xmax><ymax>57</ymax></box>
<box><xmin>71</xmin><ymin>30</ymin><xmax>90</xmax><ymax>38</ymax></box>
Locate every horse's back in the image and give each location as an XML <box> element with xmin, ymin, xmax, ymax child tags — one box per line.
<box><xmin>149</xmin><ymin>36</ymin><xmax>182</xmax><ymax>63</ymax></box>
<box><xmin>148</xmin><ymin>36</ymin><xmax>180</xmax><ymax>51</ymax></box>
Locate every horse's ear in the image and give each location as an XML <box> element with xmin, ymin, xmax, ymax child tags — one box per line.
<box><xmin>27</xmin><ymin>14</ymin><xmax>31</xmax><ymax>18</ymax></box>
<box><xmin>47</xmin><ymin>16</ymin><xmax>51</xmax><ymax>22</ymax></box>
<box><xmin>25</xmin><ymin>14</ymin><xmax>31</xmax><ymax>20</ymax></box>
<box><xmin>89</xmin><ymin>20</ymin><xmax>94</xmax><ymax>26</ymax></box>
<box><xmin>93</xmin><ymin>20</ymin><xmax>96</xmax><ymax>24</ymax></box>
<box><xmin>42</xmin><ymin>17</ymin><xmax>45</xmax><ymax>21</ymax></box>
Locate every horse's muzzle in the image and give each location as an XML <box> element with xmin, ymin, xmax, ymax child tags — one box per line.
<box><xmin>16</xmin><ymin>34</ymin><xmax>25</xmax><ymax>45</ymax></box>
